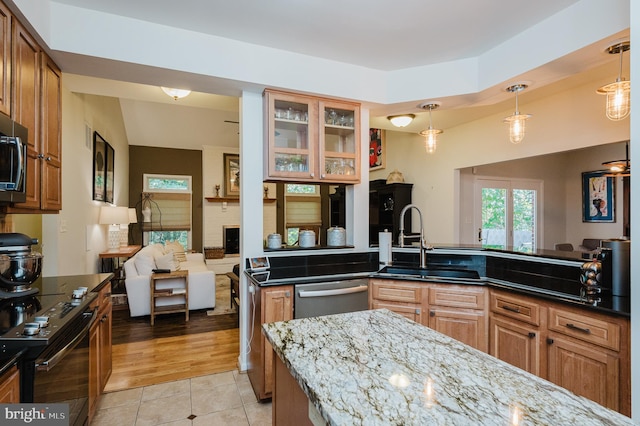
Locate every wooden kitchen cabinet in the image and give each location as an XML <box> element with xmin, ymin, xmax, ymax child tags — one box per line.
<box><xmin>264</xmin><ymin>89</ymin><xmax>360</xmax><ymax>184</ymax></box>
<box><xmin>89</xmin><ymin>282</ymin><xmax>113</xmax><ymax>422</ymax></box>
<box><xmin>369</xmin><ymin>279</ymin><xmax>427</xmax><ymax>324</ymax></box>
<box><xmin>0</xmin><ymin>365</ymin><xmax>19</xmax><ymax>403</ymax></box>
<box><xmin>2</xmin><ymin>15</ymin><xmax>62</xmax><ymax>213</ymax></box>
<box><xmin>489</xmin><ymin>291</ymin><xmax>543</xmax><ymax>376</ymax></box>
<box><xmin>428</xmin><ymin>284</ymin><xmax>488</xmax><ymax>352</ymax></box>
<box><xmin>546</xmin><ymin>303</ymin><xmax>627</xmax><ymax>414</ymax></box>
<box><xmin>248</xmin><ymin>284</ymin><xmax>293</xmax><ymax>401</ymax></box>
<box><xmin>0</xmin><ymin>1</ymin><xmax>11</xmax><ymax>116</ymax></box>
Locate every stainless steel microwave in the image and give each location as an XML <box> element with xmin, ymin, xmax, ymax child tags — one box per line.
<box><xmin>0</xmin><ymin>113</ymin><xmax>28</xmax><ymax>204</ymax></box>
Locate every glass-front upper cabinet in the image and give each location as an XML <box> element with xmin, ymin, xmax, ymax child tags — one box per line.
<box><xmin>264</xmin><ymin>89</ymin><xmax>360</xmax><ymax>184</ymax></box>
<box><xmin>319</xmin><ymin>100</ymin><xmax>360</xmax><ymax>182</ymax></box>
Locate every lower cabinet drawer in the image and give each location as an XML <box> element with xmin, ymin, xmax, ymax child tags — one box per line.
<box><xmin>548</xmin><ymin>306</ymin><xmax>620</xmax><ymax>351</ymax></box>
<box><xmin>429</xmin><ymin>285</ymin><xmax>486</xmax><ymax>310</ymax></box>
<box><xmin>490</xmin><ymin>291</ymin><xmax>540</xmax><ymax>326</ymax></box>
<box><xmin>370</xmin><ymin>280</ymin><xmax>425</xmax><ymax>304</ymax></box>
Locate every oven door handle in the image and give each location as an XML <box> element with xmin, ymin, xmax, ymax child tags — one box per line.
<box><xmin>297</xmin><ymin>285</ymin><xmax>368</xmax><ymax>298</ymax></box>
<box><xmin>35</xmin><ymin>307</ymin><xmax>98</xmax><ymax>372</ymax></box>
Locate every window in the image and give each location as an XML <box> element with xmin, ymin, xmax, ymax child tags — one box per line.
<box><xmin>285</xmin><ymin>184</ymin><xmax>320</xmax><ymax>245</ymax></box>
<box><xmin>474</xmin><ymin>178</ymin><xmax>542</xmax><ymax>252</ymax></box>
<box><xmin>142</xmin><ymin>174</ymin><xmax>192</xmax><ymax>249</ymax></box>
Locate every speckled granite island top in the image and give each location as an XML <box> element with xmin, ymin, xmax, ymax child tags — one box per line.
<box><xmin>263</xmin><ymin>309</ymin><xmax>636</xmax><ymax>426</ymax></box>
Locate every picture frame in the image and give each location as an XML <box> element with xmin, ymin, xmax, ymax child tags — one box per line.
<box><xmin>105</xmin><ymin>142</ymin><xmax>114</xmax><ymax>204</ymax></box>
<box><xmin>249</xmin><ymin>256</ymin><xmax>270</xmax><ymax>271</ymax></box>
<box><xmin>369</xmin><ymin>128</ymin><xmax>385</xmax><ymax>171</ymax></box>
<box><xmin>224</xmin><ymin>153</ymin><xmax>240</xmax><ymax>197</ymax></box>
<box><xmin>92</xmin><ymin>132</ymin><xmax>106</xmax><ymax>201</ymax></box>
<box><xmin>582</xmin><ymin>170</ymin><xmax>615</xmax><ymax>222</ymax></box>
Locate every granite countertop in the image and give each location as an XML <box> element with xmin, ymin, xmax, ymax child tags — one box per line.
<box><xmin>263</xmin><ymin>309</ymin><xmax>635</xmax><ymax>426</ymax></box>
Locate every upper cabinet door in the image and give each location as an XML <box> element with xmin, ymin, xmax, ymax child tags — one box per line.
<box><xmin>0</xmin><ymin>2</ymin><xmax>11</xmax><ymax>117</ymax></box>
<box><xmin>264</xmin><ymin>89</ymin><xmax>360</xmax><ymax>184</ymax></box>
<box><xmin>264</xmin><ymin>90</ymin><xmax>317</xmax><ymax>181</ymax></box>
<box><xmin>318</xmin><ymin>100</ymin><xmax>360</xmax><ymax>183</ymax></box>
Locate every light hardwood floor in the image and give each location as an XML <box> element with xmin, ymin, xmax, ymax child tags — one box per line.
<box><xmin>105</xmin><ymin>327</ymin><xmax>240</xmax><ymax>392</ymax></box>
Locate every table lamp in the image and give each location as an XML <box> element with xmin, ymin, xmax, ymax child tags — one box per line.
<box><xmin>99</xmin><ymin>206</ymin><xmax>130</xmax><ymax>249</ymax></box>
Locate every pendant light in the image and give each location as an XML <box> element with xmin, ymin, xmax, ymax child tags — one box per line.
<box><xmin>602</xmin><ymin>141</ymin><xmax>630</xmax><ymax>175</ymax></box>
<box><xmin>596</xmin><ymin>41</ymin><xmax>630</xmax><ymax>121</ymax></box>
<box><xmin>387</xmin><ymin>114</ymin><xmax>415</xmax><ymax>127</ymax></box>
<box><xmin>503</xmin><ymin>84</ymin><xmax>531</xmax><ymax>144</ymax></box>
<box><xmin>418</xmin><ymin>102</ymin><xmax>443</xmax><ymax>154</ymax></box>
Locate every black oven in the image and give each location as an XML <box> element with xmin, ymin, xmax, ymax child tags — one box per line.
<box><xmin>0</xmin><ymin>290</ymin><xmax>97</xmax><ymax>426</ymax></box>
<box><xmin>0</xmin><ymin>113</ymin><xmax>28</xmax><ymax>204</ymax></box>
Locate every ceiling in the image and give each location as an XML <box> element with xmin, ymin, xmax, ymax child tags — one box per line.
<box><xmin>47</xmin><ymin>0</ymin><xmax>629</xmax><ymax>149</ymax></box>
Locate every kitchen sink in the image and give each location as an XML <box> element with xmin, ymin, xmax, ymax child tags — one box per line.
<box><xmin>377</xmin><ymin>266</ymin><xmax>481</xmax><ymax>280</ymax></box>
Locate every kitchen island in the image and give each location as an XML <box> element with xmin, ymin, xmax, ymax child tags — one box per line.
<box><xmin>263</xmin><ymin>309</ymin><xmax>635</xmax><ymax>426</ymax></box>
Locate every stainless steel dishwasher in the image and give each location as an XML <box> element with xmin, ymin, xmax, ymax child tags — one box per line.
<box><xmin>294</xmin><ymin>278</ymin><xmax>369</xmax><ymax>319</ymax></box>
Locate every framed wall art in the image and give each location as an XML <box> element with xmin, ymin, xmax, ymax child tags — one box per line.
<box><xmin>369</xmin><ymin>128</ymin><xmax>385</xmax><ymax>171</ymax></box>
<box><xmin>105</xmin><ymin>142</ymin><xmax>114</xmax><ymax>204</ymax></box>
<box><xmin>582</xmin><ymin>170</ymin><xmax>615</xmax><ymax>222</ymax></box>
<box><xmin>92</xmin><ymin>132</ymin><xmax>106</xmax><ymax>201</ymax></box>
<box><xmin>224</xmin><ymin>153</ymin><xmax>240</xmax><ymax>197</ymax></box>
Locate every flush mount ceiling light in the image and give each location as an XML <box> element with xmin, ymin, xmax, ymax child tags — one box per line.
<box><xmin>503</xmin><ymin>84</ymin><xmax>532</xmax><ymax>144</ymax></box>
<box><xmin>596</xmin><ymin>41</ymin><xmax>630</xmax><ymax>121</ymax></box>
<box><xmin>161</xmin><ymin>87</ymin><xmax>191</xmax><ymax>100</ymax></box>
<box><xmin>418</xmin><ymin>102</ymin><xmax>443</xmax><ymax>154</ymax></box>
<box><xmin>387</xmin><ymin>114</ymin><xmax>415</xmax><ymax>127</ymax></box>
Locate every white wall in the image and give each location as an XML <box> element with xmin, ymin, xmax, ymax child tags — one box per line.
<box><xmin>41</xmin><ymin>88</ymin><xmax>129</xmax><ymax>276</ymax></box>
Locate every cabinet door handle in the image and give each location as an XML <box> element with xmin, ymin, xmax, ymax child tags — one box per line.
<box><xmin>501</xmin><ymin>305</ymin><xmax>520</xmax><ymax>313</ymax></box>
<box><xmin>45</xmin><ymin>156</ymin><xmax>52</xmax><ymax>161</ymax></box>
<box><xmin>285</xmin><ymin>291</ymin><xmax>290</xmax><ymax>298</ymax></box>
<box><xmin>429</xmin><ymin>310</ymin><xmax>435</xmax><ymax>317</ymax></box>
<box><xmin>37</xmin><ymin>153</ymin><xmax>44</xmax><ymax>159</ymax></box>
<box><xmin>415</xmin><ymin>308</ymin><xmax>421</xmax><ymax>315</ymax></box>
<box><xmin>546</xmin><ymin>338</ymin><xmax>554</xmax><ymax>345</ymax></box>
<box><xmin>100</xmin><ymin>314</ymin><xmax>109</xmax><ymax>323</ymax></box>
<box><xmin>528</xmin><ymin>332</ymin><xmax>536</xmax><ymax>339</ymax></box>
<box><xmin>310</xmin><ymin>173</ymin><xmax>314</xmax><ymax>178</ymax></box>
<box><xmin>565</xmin><ymin>323</ymin><xmax>590</xmax><ymax>334</ymax></box>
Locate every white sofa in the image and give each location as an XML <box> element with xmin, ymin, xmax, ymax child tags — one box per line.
<box><xmin>123</xmin><ymin>243</ymin><xmax>216</xmax><ymax>317</ymax></box>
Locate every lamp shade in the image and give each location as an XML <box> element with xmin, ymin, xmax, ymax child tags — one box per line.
<box><xmin>128</xmin><ymin>208</ymin><xmax>138</xmax><ymax>224</ymax></box>
<box><xmin>99</xmin><ymin>206</ymin><xmax>130</xmax><ymax>225</ymax></box>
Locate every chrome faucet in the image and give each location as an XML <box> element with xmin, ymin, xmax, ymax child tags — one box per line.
<box><xmin>398</xmin><ymin>204</ymin><xmax>432</xmax><ymax>268</ymax></box>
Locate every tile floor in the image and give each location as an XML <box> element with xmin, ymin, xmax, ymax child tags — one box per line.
<box><xmin>92</xmin><ymin>370</ymin><xmax>272</xmax><ymax>426</ymax></box>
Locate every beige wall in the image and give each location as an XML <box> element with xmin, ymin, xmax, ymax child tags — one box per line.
<box><xmin>38</xmin><ymin>89</ymin><xmax>130</xmax><ymax>276</ymax></box>
<box><xmin>373</xmin><ymin>73</ymin><xmax>630</xmax><ymax>246</ymax></box>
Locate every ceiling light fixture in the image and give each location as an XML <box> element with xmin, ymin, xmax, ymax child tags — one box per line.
<box><xmin>602</xmin><ymin>141</ymin><xmax>630</xmax><ymax>175</ymax></box>
<box><xmin>503</xmin><ymin>84</ymin><xmax>531</xmax><ymax>144</ymax></box>
<box><xmin>418</xmin><ymin>103</ymin><xmax>443</xmax><ymax>154</ymax></box>
<box><xmin>161</xmin><ymin>87</ymin><xmax>191</xmax><ymax>100</ymax></box>
<box><xmin>387</xmin><ymin>114</ymin><xmax>415</xmax><ymax>127</ymax></box>
<box><xmin>596</xmin><ymin>41</ymin><xmax>630</xmax><ymax>121</ymax></box>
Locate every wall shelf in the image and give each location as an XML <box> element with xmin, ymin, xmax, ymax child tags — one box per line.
<box><xmin>205</xmin><ymin>197</ymin><xmax>276</xmax><ymax>203</ymax></box>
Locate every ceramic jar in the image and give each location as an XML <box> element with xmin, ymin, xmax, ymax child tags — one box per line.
<box><xmin>267</xmin><ymin>233</ymin><xmax>282</xmax><ymax>249</ymax></box>
<box><xmin>299</xmin><ymin>230</ymin><xmax>316</xmax><ymax>248</ymax></box>
<box><xmin>327</xmin><ymin>226</ymin><xmax>346</xmax><ymax>246</ymax></box>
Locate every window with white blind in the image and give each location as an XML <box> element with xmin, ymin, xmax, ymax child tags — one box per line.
<box><xmin>285</xmin><ymin>184</ymin><xmax>321</xmax><ymax>245</ymax></box>
<box><xmin>142</xmin><ymin>174</ymin><xmax>192</xmax><ymax>248</ymax></box>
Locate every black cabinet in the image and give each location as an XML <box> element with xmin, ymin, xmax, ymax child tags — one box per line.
<box><xmin>369</xmin><ymin>179</ymin><xmax>413</xmax><ymax>245</ymax></box>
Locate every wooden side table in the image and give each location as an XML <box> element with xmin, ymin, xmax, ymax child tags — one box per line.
<box><xmin>99</xmin><ymin>245</ymin><xmax>142</xmax><ymax>292</ymax></box>
<box><xmin>150</xmin><ymin>270</ymin><xmax>189</xmax><ymax>325</ymax></box>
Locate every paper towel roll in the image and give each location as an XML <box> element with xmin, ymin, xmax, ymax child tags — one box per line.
<box><xmin>379</xmin><ymin>230</ymin><xmax>393</xmax><ymax>266</ymax></box>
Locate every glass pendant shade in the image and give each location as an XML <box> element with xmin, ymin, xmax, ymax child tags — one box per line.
<box><xmin>420</xmin><ymin>128</ymin><xmax>442</xmax><ymax>154</ymax></box>
<box><xmin>599</xmin><ymin>80</ymin><xmax>630</xmax><ymax>121</ymax></box>
<box><xmin>418</xmin><ymin>103</ymin><xmax>443</xmax><ymax>154</ymax></box>
<box><xmin>503</xmin><ymin>113</ymin><xmax>530</xmax><ymax>144</ymax></box>
<box><xmin>597</xmin><ymin>41</ymin><xmax>630</xmax><ymax>121</ymax></box>
<box><xmin>503</xmin><ymin>84</ymin><xmax>531</xmax><ymax>144</ymax></box>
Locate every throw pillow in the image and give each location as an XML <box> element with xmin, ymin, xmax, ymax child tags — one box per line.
<box><xmin>134</xmin><ymin>253</ymin><xmax>156</xmax><ymax>276</ymax></box>
<box><xmin>166</xmin><ymin>240</ymin><xmax>187</xmax><ymax>263</ymax></box>
<box><xmin>155</xmin><ymin>252</ymin><xmax>180</xmax><ymax>271</ymax></box>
